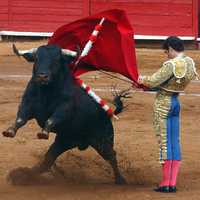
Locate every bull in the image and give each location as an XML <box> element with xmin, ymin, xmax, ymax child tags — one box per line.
<box><xmin>2</xmin><ymin>44</ymin><xmax>128</xmax><ymax>184</ymax></box>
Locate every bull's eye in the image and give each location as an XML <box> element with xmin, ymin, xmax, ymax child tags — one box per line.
<box><xmin>33</xmin><ymin>59</ymin><xmax>38</xmax><ymax>70</ymax></box>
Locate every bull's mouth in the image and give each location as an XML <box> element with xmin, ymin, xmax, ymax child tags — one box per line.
<box><xmin>35</xmin><ymin>76</ymin><xmax>50</xmax><ymax>85</ymax></box>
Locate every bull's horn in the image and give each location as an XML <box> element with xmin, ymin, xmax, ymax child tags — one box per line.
<box><xmin>61</xmin><ymin>49</ymin><xmax>77</xmax><ymax>57</ymax></box>
<box><xmin>12</xmin><ymin>44</ymin><xmax>37</xmax><ymax>56</ymax></box>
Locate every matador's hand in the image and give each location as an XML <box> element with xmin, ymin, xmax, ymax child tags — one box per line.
<box><xmin>138</xmin><ymin>75</ymin><xmax>145</xmax><ymax>84</ymax></box>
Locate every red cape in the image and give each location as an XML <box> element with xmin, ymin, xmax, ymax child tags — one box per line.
<box><xmin>48</xmin><ymin>9</ymin><xmax>138</xmax><ymax>84</ymax></box>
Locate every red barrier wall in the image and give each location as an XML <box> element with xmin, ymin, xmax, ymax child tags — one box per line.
<box><xmin>0</xmin><ymin>0</ymin><xmax>89</xmax><ymax>33</ymax></box>
<box><xmin>0</xmin><ymin>0</ymin><xmax>198</xmax><ymax>38</ymax></box>
<box><xmin>90</xmin><ymin>0</ymin><xmax>199</xmax><ymax>38</ymax></box>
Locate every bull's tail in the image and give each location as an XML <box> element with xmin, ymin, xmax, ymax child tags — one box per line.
<box><xmin>112</xmin><ymin>88</ymin><xmax>132</xmax><ymax>115</ymax></box>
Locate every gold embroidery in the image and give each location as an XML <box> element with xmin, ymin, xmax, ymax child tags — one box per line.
<box><xmin>153</xmin><ymin>93</ymin><xmax>171</xmax><ymax>163</ymax></box>
<box><xmin>141</xmin><ymin>56</ymin><xmax>197</xmax><ymax>93</ymax></box>
<box><xmin>173</xmin><ymin>59</ymin><xmax>187</xmax><ymax>79</ymax></box>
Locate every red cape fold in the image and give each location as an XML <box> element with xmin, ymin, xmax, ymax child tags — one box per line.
<box><xmin>48</xmin><ymin>9</ymin><xmax>139</xmax><ymax>85</ymax></box>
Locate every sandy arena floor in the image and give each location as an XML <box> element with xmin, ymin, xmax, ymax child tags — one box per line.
<box><xmin>0</xmin><ymin>41</ymin><xmax>200</xmax><ymax>200</ymax></box>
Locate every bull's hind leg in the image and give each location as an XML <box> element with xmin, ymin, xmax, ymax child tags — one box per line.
<box><xmin>92</xmin><ymin>140</ymin><xmax>126</xmax><ymax>185</ymax></box>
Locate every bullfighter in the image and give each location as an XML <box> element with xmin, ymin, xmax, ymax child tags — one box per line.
<box><xmin>138</xmin><ymin>36</ymin><xmax>199</xmax><ymax>193</ymax></box>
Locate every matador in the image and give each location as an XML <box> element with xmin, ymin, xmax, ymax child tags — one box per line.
<box><xmin>138</xmin><ymin>36</ymin><xmax>198</xmax><ymax>193</ymax></box>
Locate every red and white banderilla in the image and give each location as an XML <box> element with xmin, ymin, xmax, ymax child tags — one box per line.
<box><xmin>74</xmin><ymin>17</ymin><xmax>105</xmax><ymax>66</ymax></box>
<box><xmin>74</xmin><ymin>18</ymin><xmax>119</xmax><ymax>119</ymax></box>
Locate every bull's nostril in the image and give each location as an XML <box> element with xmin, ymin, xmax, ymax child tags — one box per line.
<box><xmin>37</xmin><ymin>73</ymin><xmax>49</xmax><ymax>80</ymax></box>
<box><xmin>36</xmin><ymin>74</ymin><xmax>49</xmax><ymax>83</ymax></box>
<box><xmin>38</xmin><ymin>74</ymin><xmax>48</xmax><ymax>78</ymax></box>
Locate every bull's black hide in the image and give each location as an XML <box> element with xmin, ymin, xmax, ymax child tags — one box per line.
<box><xmin>3</xmin><ymin>44</ymin><xmax>126</xmax><ymax>184</ymax></box>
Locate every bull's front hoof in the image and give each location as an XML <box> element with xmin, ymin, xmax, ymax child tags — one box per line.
<box><xmin>115</xmin><ymin>175</ymin><xmax>127</xmax><ymax>185</ymax></box>
<box><xmin>2</xmin><ymin>128</ymin><xmax>16</xmax><ymax>138</ymax></box>
<box><xmin>37</xmin><ymin>132</ymin><xmax>49</xmax><ymax>140</ymax></box>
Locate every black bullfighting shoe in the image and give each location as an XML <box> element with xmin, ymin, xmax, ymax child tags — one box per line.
<box><xmin>37</xmin><ymin>130</ymin><xmax>49</xmax><ymax>140</ymax></box>
<box><xmin>169</xmin><ymin>186</ymin><xmax>177</xmax><ymax>193</ymax></box>
<box><xmin>154</xmin><ymin>186</ymin><xmax>169</xmax><ymax>193</ymax></box>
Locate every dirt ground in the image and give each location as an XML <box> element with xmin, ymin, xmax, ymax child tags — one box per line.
<box><xmin>0</xmin><ymin>41</ymin><xmax>200</xmax><ymax>200</ymax></box>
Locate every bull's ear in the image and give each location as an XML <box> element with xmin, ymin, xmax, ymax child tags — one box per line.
<box><xmin>22</xmin><ymin>53</ymin><xmax>35</xmax><ymax>62</ymax></box>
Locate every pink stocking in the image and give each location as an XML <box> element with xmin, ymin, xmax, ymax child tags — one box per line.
<box><xmin>159</xmin><ymin>160</ymin><xmax>172</xmax><ymax>186</ymax></box>
<box><xmin>169</xmin><ymin>160</ymin><xmax>180</xmax><ymax>186</ymax></box>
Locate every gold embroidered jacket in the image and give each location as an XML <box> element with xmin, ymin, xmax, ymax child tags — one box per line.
<box><xmin>140</xmin><ymin>55</ymin><xmax>198</xmax><ymax>92</ymax></box>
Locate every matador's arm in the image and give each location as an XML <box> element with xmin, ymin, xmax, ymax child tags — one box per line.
<box><xmin>139</xmin><ymin>61</ymin><xmax>174</xmax><ymax>88</ymax></box>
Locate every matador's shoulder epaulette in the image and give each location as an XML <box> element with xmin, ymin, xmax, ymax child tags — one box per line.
<box><xmin>164</xmin><ymin>59</ymin><xmax>187</xmax><ymax>79</ymax></box>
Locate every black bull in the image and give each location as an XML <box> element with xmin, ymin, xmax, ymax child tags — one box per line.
<box><xmin>3</xmin><ymin>44</ymin><xmax>127</xmax><ymax>184</ymax></box>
